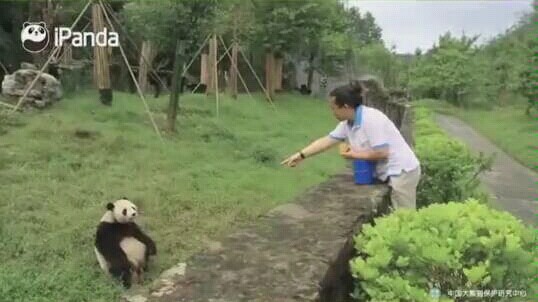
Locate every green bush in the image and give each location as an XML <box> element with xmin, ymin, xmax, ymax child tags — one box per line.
<box><xmin>414</xmin><ymin>107</ymin><xmax>492</xmax><ymax>208</ymax></box>
<box><xmin>351</xmin><ymin>200</ymin><xmax>534</xmax><ymax>302</ymax></box>
<box><xmin>416</xmin><ymin>136</ymin><xmax>492</xmax><ymax>208</ymax></box>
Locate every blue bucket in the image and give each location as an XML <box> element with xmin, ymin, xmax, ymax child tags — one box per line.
<box><xmin>353</xmin><ymin>159</ymin><xmax>376</xmax><ymax>185</ymax></box>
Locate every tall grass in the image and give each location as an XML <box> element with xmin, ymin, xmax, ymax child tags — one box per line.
<box><xmin>0</xmin><ymin>91</ymin><xmax>345</xmax><ymax>301</ymax></box>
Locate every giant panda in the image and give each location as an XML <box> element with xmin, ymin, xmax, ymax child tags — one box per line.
<box><xmin>94</xmin><ymin>198</ymin><xmax>157</xmax><ymax>288</ymax></box>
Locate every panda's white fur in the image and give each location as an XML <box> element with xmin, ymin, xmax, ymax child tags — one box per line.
<box><xmin>94</xmin><ymin>198</ymin><xmax>156</xmax><ymax>288</ymax></box>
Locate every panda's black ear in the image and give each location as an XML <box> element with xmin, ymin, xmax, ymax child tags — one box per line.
<box><xmin>122</xmin><ymin>196</ymin><xmax>128</xmax><ymax>200</ymax></box>
<box><xmin>38</xmin><ymin>22</ymin><xmax>46</xmax><ymax>28</ymax></box>
<box><xmin>23</xmin><ymin>22</ymin><xmax>30</xmax><ymax>28</ymax></box>
<box><xmin>106</xmin><ymin>202</ymin><xmax>114</xmax><ymax>211</ymax></box>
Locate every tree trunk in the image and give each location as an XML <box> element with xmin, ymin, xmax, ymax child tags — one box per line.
<box><xmin>138</xmin><ymin>40</ymin><xmax>156</xmax><ymax>94</ymax></box>
<box><xmin>92</xmin><ymin>3</ymin><xmax>112</xmax><ymax>105</ymax></box>
<box><xmin>167</xmin><ymin>40</ymin><xmax>182</xmax><ymax>132</ymax></box>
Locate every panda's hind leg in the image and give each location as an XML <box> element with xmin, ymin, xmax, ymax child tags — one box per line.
<box><xmin>136</xmin><ymin>267</ymin><xmax>144</xmax><ymax>284</ymax></box>
<box><xmin>109</xmin><ymin>263</ymin><xmax>133</xmax><ymax>288</ymax></box>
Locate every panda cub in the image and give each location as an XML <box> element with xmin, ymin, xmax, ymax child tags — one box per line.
<box><xmin>94</xmin><ymin>198</ymin><xmax>156</xmax><ymax>288</ymax></box>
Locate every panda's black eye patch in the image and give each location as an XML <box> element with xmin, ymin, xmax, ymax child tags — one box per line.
<box><xmin>28</xmin><ymin>28</ymin><xmax>34</xmax><ymax>33</ymax></box>
<box><xmin>122</xmin><ymin>209</ymin><xmax>127</xmax><ymax>216</ymax></box>
<box><xmin>39</xmin><ymin>28</ymin><xmax>44</xmax><ymax>34</ymax></box>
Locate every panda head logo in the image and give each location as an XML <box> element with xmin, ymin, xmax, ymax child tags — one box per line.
<box><xmin>21</xmin><ymin>22</ymin><xmax>49</xmax><ymax>53</ymax></box>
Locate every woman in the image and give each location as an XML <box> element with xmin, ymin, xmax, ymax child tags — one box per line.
<box><xmin>281</xmin><ymin>81</ymin><xmax>421</xmax><ymax>210</ymax></box>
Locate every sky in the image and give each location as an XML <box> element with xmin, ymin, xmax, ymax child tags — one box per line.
<box><xmin>350</xmin><ymin>0</ymin><xmax>533</xmax><ymax>54</ymax></box>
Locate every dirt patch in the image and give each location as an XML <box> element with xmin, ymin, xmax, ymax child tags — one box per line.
<box><xmin>73</xmin><ymin>129</ymin><xmax>99</xmax><ymax>139</ymax></box>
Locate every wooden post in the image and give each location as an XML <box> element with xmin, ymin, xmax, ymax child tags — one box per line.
<box><xmin>206</xmin><ymin>34</ymin><xmax>217</xmax><ymax>95</ymax></box>
<box><xmin>167</xmin><ymin>40</ymin><xmax>182</xmax><ymax>132</ymax></box>
<box><xmin>274</xmin><ymin>56</ymin><xmax>283</xmax><ymax>91</ymax></box>
<box><xmin>229</xmin><ymin>8</ymin><xmax>239</xmax><ymax>99</ymax></box>
<box><xmin>138</xmin><ymin>40</ymin><xmax>155</xmax><ymax>94</ymax></box>
<box><xmin>265</xmin><ymin>51</ymin><xmax>275</xmax><ymax>100</ymax></box>
<box><xmin>92</xmin><ymin>3</ymin><xmax>112</xmax><ymax>105</ymax></box>
<box><xmin>229</xmin><ymin>41</ymin><xmax>238</xmax><ymax>99</ymax></box>
<box><xmin>212</xmin><ymin>34</ymin><xmax>218</xmax><ymax>94</ymax></box>
<box><xmin>200</xmin><ymin>53</ymin><xmax>209</xmax><ymax>85</ymax></box>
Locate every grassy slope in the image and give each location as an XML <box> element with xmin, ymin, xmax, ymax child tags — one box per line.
<box><xmin>0</xmin><ymin>92</ymin><xmax>345</xmax><ymax>302</ymax></box>
<box><xmin>419</xmin><ymin>99</ymin><xmax>537</xmax><ymax>172</ymax></box>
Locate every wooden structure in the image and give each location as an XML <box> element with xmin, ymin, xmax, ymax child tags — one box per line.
<box><xmin>92</xmin><ymin>2</ymin><xmax>112</xmax><ymax>105</ymax></box>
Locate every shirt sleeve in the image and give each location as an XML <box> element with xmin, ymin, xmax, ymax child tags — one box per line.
<box><xmin>328</xmin><ymin>121</ymin><xmax>348</xmax><ymax>141</ymax></box>
<box><xmin>364</xmin><ymin>114</ymin><xmax>391</xmax><ymax>149</ymax></box>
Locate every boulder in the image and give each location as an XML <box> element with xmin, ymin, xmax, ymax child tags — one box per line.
<box><xmin>1</xmin><ymin>67</ymin><xmax>63</xmax><ymax>109</ymax></box>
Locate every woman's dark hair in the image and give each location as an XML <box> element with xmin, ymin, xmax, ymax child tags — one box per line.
<box><xmin>329</xmin><ymin>80</ymin><xmax>364</xmax><ymax>108</ymax></box>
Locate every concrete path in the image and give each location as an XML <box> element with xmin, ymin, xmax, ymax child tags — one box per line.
<box><xmin>435</xmin><ymin>114</ymin><xmax>537</xmax><ymax>226</ymax></box>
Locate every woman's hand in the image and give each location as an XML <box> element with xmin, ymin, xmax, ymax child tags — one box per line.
<box><xmin>339</xmin><ymin>143</ymin><xmax>360</xmax><ymax>159</ymax></box>
<box><xmin>341</xmin><ymin>149</ymin><xmax>362</xmax><ymax>159</ymax></box>
<box><xmin>280</xmin><ymin>152</ymin><xmax>304</xmax><ymax>167</ymax></box>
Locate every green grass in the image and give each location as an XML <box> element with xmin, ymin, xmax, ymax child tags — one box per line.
<box><xmin>419</xmin><ymin>99</ymin><xmax>538</xmax><ymax>172</ymax></box>
<box><xmin>0</xmin><ymin>91</ymin><xmax>345</xmax><ymax>302</ymax></box>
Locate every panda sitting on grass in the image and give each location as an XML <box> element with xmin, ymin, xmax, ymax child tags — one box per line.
<box><xmin>94</xmin><ymin>198</ymin><xmax>157</xmax><ymax>288</ymax></box>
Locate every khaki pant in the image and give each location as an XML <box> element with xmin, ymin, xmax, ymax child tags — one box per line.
<box><xmin>388</xmin><ymin>166</ymin><xmax>421</xmax><ymax>210</ymax></box>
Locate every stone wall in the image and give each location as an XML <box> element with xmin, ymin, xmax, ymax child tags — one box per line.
<box><xmin>123</xmin><ymin>173</ymin><xmax>390</xmax><ymax>302</ymax></box>
<box><xmin>321</xmin><ymin>75</ymin><xmax>415</xmax><ymax>148</ymax></box>
<box><xmin>360</xmin><ymin>77</ymin><xmax>415</xmax><ymax>147</ymax></box>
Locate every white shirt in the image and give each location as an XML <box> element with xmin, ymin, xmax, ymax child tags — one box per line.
<box><xmin>329</xmin><ymin>105</ymin><xmax>420</xmax><ymax>181</ymax></box>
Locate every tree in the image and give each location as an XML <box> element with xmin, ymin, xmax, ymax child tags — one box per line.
<box><xmin>355</xmin><ymin>43</ymin><xmax>402</xmax><ymax>88</ymax></box>
<box><xmin>250</xmin><ymin>0</ymin><xmax>333</xmax><ymax>96</ymax></box>
<box><xmin>409</xmin><ymin>33</ymin><xmax>478</xmax><ymax>106</ymax></box>
<box><xmin>122</xmin><ymin>0</ymin><xmax>217</xmax><ymax>63</ymax></box>
<box><xmin>346</xmin><ymin>9</ymin><xmax>382</xmax><ymax>47</ymax></box>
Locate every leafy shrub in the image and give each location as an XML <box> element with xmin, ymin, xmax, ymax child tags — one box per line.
<box><xmin>351</xmin><ymin>200</ymin><xmax>534</xmax><ymax>302</ymax></box>
<box><xmin>414</xmin><ymin>107</ymin><xmax>492</xmax><ymax>208</ymax></box>
<box><xmin>416</xmin><ymin>136</ymin><xmax>492</xmax><ymax>208</ymax></box>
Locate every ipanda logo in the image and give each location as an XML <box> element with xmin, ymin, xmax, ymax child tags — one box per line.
<box><xmin>21</xmin><ymin>22</ymin><xmax>49</xmax><ymax>53</ymax></box>
<box><xmin>21</xmin><ymin>21</ymin><xmax>119</xmax><ymax>53</ymax></box>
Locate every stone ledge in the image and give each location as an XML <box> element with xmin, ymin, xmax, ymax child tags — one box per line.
<box><xmin>124</xmin><ymin>172</ymin><xmax>389</xmax><ymax>302</ymax></box>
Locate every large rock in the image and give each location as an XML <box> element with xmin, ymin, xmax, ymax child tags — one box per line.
<box><xmin>20</xmin><ymin>62</ymin><xmax>37</xmax><ymax>70</ymax></box>
<box><xmin>1</xmin><ymin>67</ymin><xmax>63</xmax><ymax>109</ymax></box>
